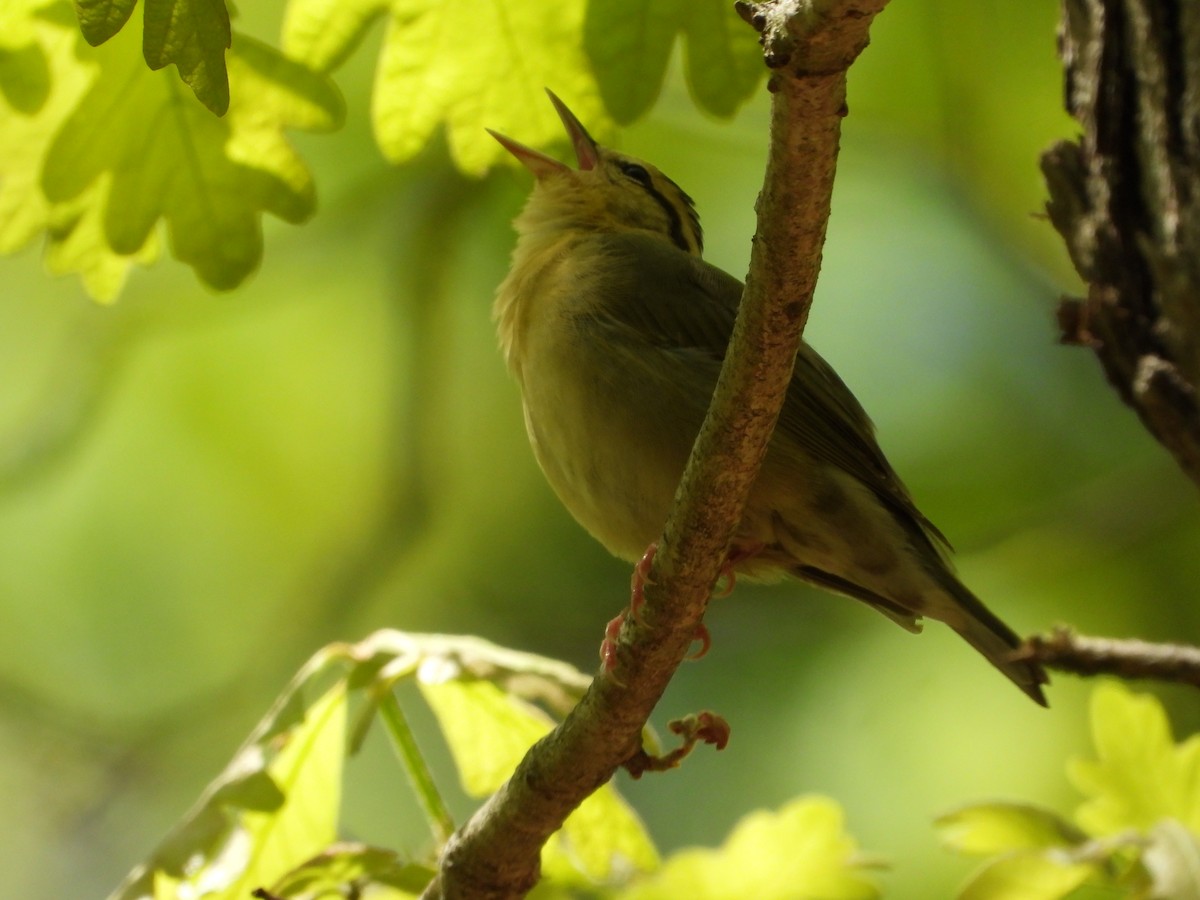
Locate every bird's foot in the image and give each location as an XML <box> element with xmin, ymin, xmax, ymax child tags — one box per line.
<box><xmin>603</xmin><ymin>540</ymin><xmax>717</xmax><ymax>674</ymax></box>
<box><xmin>600</xmin><ymin>611</ymin><xmax>627</xmax><ymax>676</ymax></box>
<box><xmin>629</xmin><ymin>542</ymin><xmax>658</xmax><ymax>621</ymax></box>
<box><xmin>712</xmin><ymin>542</ymin><xmax>764</xmax><ymax>598</ymax></box>
<box><xmin>600</xmin><ymin>543</ymin><xmax>659</xmax><ymax>677</ymax></box>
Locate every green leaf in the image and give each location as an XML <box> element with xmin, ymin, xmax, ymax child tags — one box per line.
<box><xmin>109</xmin><ymin>681</ymin><xmax>347</xmax><ymax>900</ymax></box>
<box><xmin>418</xmin><ymin>676</ymin><xmax>548</xmax><ymax>796</ymax></box>
<box><xmin>280</xmin><ymin>0</ymin><xmax>389</xmax><ymax>74</ymax></box>
<box><xmin>288</xmin><ymin>0</ymin><xmax>763</xmax><ymax>167</ymax></box>
<box><xmin>953</xmin><ymin>852</ymin><xmax>1095</xmax><ymax>900</ymax></box>
<box><xmin>346</xmin><ymin>631</ymin><xmax>593</xmax><ymax>723</ymax></box>
<box><xmin>418</xmin><ymin>676</ymin><xmax>658</xmax><ymax>885</ymax></box>
<box><xmin>618</xmin><ymin>797</ymin><xmax>878</xmax><ymax>900</ymax></box>
<box><xmin>268</xmin><ymin>843</ymin><xmax>433</xmax><ymax>899</ymax></box>
<box><xmin>1068</xmin><ymin>682</ymin><xmax>1200</xmax><ymax>836</ymax></box>
<box><xmin>583</xmin><ymin>0</ymin><xmax>683</xmax><ymax>124</ymax></box>
<box><xmin>73</xmin><ymin>0</ymin><xmax>136</xmax><ymax>46</ymax></box>
<box><xmin>207</xmin><ymin>682</ymin><xmax>347</xmax><ymax>900</ymax></box>
<box><xmin>108</xmin><ymin>643</ymin><xmax>357</xmax><ymax>900</ymax></box>
<box><xmin>43</xmin><ymin>188</ymin><xmax>159</xmax><ymax>300</ymax></box>
<box><xmin>937</xmin><ymin>803</ymin><xmax>1088</xmax><ymax>856</ymax></box>
<box><xmin>104</xmin><ymin>634</ymin><xmax>602</xmax><ymax>899</ymax></box>
<box><xmin>283</xmin><ymin>0</ymin><xmax>611</xmax><ymax>175</ymax></box>
<box><xmin>0</xmin><ymin>36</ymin><xmax>51</xmax><ymax>113</ymax></box>
<box><xmin>141</xmin><ymin>0</ymin><xmax>232</xmax><ymax>115</ymax></box>
<box><xmin>0</xmin><ymin>1</ymin><xmax>153</xmax><ymax>299</ymax></box>
<box><xmin>71</xmin><ymin>0</ymin><xmax>233</xmax><ymax>116</ymax></box>
<box><xmin>0</xmin><ymin>5</ymin><xmax>87</xmax><ymax>255</ymax></box>
<box><xmin>681</xmin><ymin>0</ymin><xmax>764</xmax><ymax>118</ymax></box>
<box><xmin>40</xmin><ymin>13</ymin><xmax>343</xmax><ymax>292</ymax></box>
<box><xmin>584</xmin><ymin>0</ymin><xmax>762</xmax><ymax>123</ymax></box>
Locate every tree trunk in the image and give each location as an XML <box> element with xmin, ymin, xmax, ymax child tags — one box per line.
<box><xmin>1042</xmin><ymin>0</ymin><xmax>1200</xmax><ymax>488</ymax></box>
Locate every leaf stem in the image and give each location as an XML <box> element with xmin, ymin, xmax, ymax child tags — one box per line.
<box><xmin>378</xmin><ymin>690</ymin><xmax>456</xmax><ymax>845</ymax></box>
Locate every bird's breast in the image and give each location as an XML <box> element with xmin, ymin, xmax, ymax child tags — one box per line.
<box><xmin>517</xmin><ymin>301</ymin><xmax>696</xmax><ymax>562</ymax></box>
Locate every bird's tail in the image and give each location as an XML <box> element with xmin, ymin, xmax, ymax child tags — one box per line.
<box><xmin>796</xmin><ymin>561</ymin><xmax>1049</xmax><ymax>705</ymax></box>
<box><xmin>943</xmin><ymin>579</ymin><xmax>1049</xmax><ymax>707</ymax></box>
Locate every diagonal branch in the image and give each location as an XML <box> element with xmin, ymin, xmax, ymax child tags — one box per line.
<box><xmin>422</xmin><ymin>2</ymin><xmax>890</xmax><ymax>897</ymax></box>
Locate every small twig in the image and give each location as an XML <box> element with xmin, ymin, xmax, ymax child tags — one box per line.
<box><xmin>625</xmin><ymin>712</ymin><xmax>732</xmax><ymax>778</ymax></box>
<box><xmin>1023</xmin><ymin>627</ymin><xmax>1200</xmax><ymax>689</ymax></box>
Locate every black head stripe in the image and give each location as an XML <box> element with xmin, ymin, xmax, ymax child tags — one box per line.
<box><xmin>661</xmin><ymin>175</ymin><xmax>703</xmax><ymax>254</ymax></box>
<box><xmin>614</xmin><ymin>158</ymin><xmax>704</xmax><ymax>254</ymax></box>
<box><xmin>641</xmin><ymin>181</ymin><xmax>692</xmax><ymax>253</ymax></box>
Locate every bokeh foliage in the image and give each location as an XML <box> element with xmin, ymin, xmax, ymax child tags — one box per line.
<box><xmin>939</xmin><ymin>683</ymin><xmax>1200</xmax><ymax>898</ymax></box>
<box><xmin>108</xmin><ymin>632</ymin><xmax>879</xmax><ymax>898</ymax></box>
<box><xmin>3</xmin><ymin>0</ymin><xmax>767</xmax><ymax>297</ymax></box>
<box><xmin>2</xmin><ymin>0</ymin><xmax>1199</xmax><ymax>898</ymax></box>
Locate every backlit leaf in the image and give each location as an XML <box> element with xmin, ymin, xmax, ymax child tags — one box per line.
<box><xmin>201</xmin><ymin>683</ymin><xmax>346</xmax><ymax>900</ymax></box>
<box><xmin>109</xmin><ymin>680</ymin><xmax>348</xmax><ymax>900</ymax></box>
<box><xmin>1068</xmin><ymin>682</ymin><xmax>1200</xmax><ymax>835</ymax></box>
<box><xmin>584</xmin><ymin>0</ymin><xmax>762</xmax><ymax>123</ymax></box>
<box><xmin>283</xmin><ymin>0</ymin><xmax>611</xmax><ymax>175</ymax></box>
<box><xmin>0</xmin><ymin>1</ymin><xmax>153</xmax><ymax>299</ymax></box>
<box><xmin>39</xmin><ymin>10</ymin><xmax>343</xmax><ymax>292</ymax></box>
<box><xmin>584</xmin><ymin>0</ymin><xmax>683</xmax><ymax>124</ymax></box>
<box><xmin>682</xmin><ymin>0</ymin><xmax>764</xmax><ymax>117</ymax></box>
<box><xmin>141</xmin><ymin>0</ymin><xmax>232</xmax><ymax>115</ymax></box>
<box><xmin>419</xmin><ymin>676</ymin><xmax>657</xmax><ymax>885</ymax></box>
<box><xmin>954</xmin><ymin>852</ymin><xmax>1094</xmax><ymax>900</ymax></box>
<box><xmin>937</xmin><ymin>803</ymin><xmax>1087</xmax><ymax>856</ymax></box>
<box><xmin>267</xmin><ymin>843</ymin><xmax>433</xmax><ymax>898</ymax></box>
<box><xmin>618</xmin><ymin>797</ymin><xmax>878</xmax><ymax>900</ymax></box>
<box><xmin>73</xmin><ymin>0</ymin><xmax>136</xmax><ymax>46</ymax></box>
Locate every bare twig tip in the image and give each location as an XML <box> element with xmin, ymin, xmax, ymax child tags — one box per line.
<box><xmin>1024</xmin><ymin>627</ymin><xmax>1200</xmax><ymax>689</ymax></box>
<box><xmin>623</xmin><ymin>711</ymin><xmax>732</xmax><ymax>778</ymax></box>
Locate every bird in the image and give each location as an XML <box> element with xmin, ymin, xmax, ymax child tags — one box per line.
<box><xmin>488</xmin><ymin>90</ymin><xmax>1048</xmax><ymax>706</ymax></box>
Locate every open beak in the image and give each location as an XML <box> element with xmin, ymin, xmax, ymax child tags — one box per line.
<box><xmin>488</xmin><ymin>89</ymin><xmax>600</xmax><ymax>179</ymax></box>
<box><xmin>545</xmin><ymin>89</ymin><xmax>600</xmax><ymax>171</ymax></box>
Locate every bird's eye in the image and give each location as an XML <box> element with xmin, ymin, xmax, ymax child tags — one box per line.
<box><xmin>617</xmin><ymin>161</ymin><xmax>652</xmax><ymax>186</ymax></box>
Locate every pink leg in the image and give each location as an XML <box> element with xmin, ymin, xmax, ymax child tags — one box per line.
<box><xmin>629</xmin><ymin>542</ymin><xmax>658</xmax><ymax>622</ymax></box>
<box><xmin>601</xmin><ymin>543</ymin><xmax>658</xmax><ymax>676</ymax></box>
<box><xmin>604</xmin><ymin>541</ymin><xmax>752</xmax><ymax>673</ymax></box>
<box><xmin>713</xmin><ymin>542</ymin><xmax>764</xmax><ymax>598</ymax></box>
<box><xmin>600</xmin><ymin>612</ymin><xmax>625</xmax><ymax>673</ymax></box>
<box><xmin>687</xmin><ymin>623</ymin><xmax>712</xmax><ymax>659</ymax></box>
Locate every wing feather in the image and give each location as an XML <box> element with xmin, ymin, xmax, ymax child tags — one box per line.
<box><xmin>577</xmin><ymin>232</ymin><xmax>949</xmax><ymax>553</ymax></box>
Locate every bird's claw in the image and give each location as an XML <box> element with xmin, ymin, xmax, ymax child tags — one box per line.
<box><xmin>629</xmin><ymin>542</ymin><xmax>658</xmax><ymax>622</ymax></box>
<box><xmin>600</xmin><ymin>612</ymin><xmax>626</xmax><ymax>677</ymax></box>
<box><xmin>602</xmin><ymin>543</ymin><xmax>662</xmax><ymax>678</ymax></box>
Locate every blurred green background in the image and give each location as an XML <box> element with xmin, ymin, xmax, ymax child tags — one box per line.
<box><xmin>3</xmin><ymin>1</ymin><xmax>1199</xmax><ymax>897</ymax></box>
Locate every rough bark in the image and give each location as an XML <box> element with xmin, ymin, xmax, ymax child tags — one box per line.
<box><xmin>1043</xmin><ymin>0</ymin><xmax>1200</xmax><ymax>488</ymax></box>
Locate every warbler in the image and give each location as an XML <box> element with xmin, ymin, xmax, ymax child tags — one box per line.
<box><xmin>490</xmin><ymin>91</ymin><xmax>1048</xmax><ymax>706</ymax></box>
